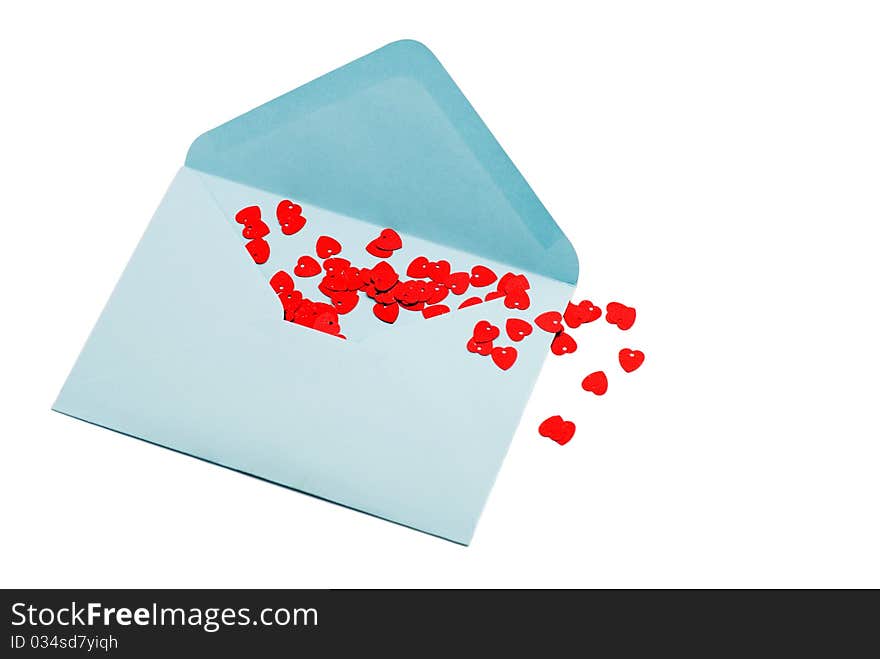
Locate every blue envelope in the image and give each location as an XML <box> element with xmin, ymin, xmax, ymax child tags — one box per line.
<box><xmin>53</xmin><ymin>40</ymin><xmax>578</xmax><ymax>544</ymax></box>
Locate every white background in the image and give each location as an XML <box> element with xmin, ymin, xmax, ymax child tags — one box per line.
<box><xmin>1</xmin><ymin>1</ymin><xmax>878</xmax><ymax>588</ymax></box>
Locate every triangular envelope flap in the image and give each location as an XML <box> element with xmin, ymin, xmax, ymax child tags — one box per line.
<box><xmin>185</xmin><ymin>40</ymin><xmax>578</xmax><ymax>284</ymax></box>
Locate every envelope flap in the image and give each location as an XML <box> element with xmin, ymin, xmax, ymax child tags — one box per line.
<box><xmin>185</xmin><ymin>40</ymin><xmax>578</xmax><ymax>284</ymax></box>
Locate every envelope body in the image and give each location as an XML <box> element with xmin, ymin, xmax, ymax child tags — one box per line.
<box><xmin>54</xmin><ymin>40</ymin><xmax>578</xmax><ymax>544</ymax></box>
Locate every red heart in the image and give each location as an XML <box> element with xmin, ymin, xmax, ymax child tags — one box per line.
<box><xmin>242</xmin><ymin>218</ymin><xmax>270</xmax><ymax>240</ymax></box>
<box><xmin>446</xmin><ymin>271</ymin><xmax>470</xmax><ymax>295</ymax></box>
<box><xmin>619</xmin><ymin>348</ymin><xmax>645</xmax><ymax>373</ymax></box>
<box><xmin>550</xmin><ymin>331</ymin><xmax>577</xmax><ymax>355</ymax></box>
<box><xmin>470</xmin><ymin>265</ymin><xmax>497</xmax><ymax>288</ymax></box>
<box><xmin>504</xmin><ymin>288</ymin><xmax>531</xmax><ymax>310</ymax></box>
<box><xmin>581</xmin><ymin>371</ymin><xmax>608</xmax><ymax>395</ymax></box>
<box><xmin>374</xmin><ymin>228</ymin><xmax>403</xmax><ymax>251</ymax></box>
<box><xmin>485</xmin><ymin>290</ymin><xmax>506</xmax><ymax>301</ymax></box>
<box><xmin>426</xmin><ymin>282</ymin><xmax>449</xmax><ymax>304</ymax></box>
<box><xmin>606</xmin><ymin>302</ymin><xmax>636</xmax><ymax>330</ymax></box>
<box><xmin>294</xmin><ymin>255</ymin><xmax>321</xmax><ymax>277</ymax></box>
<box><xmin>467</xmin><ymin>337</ymin><xmax>493</xmax><ymax>355</ymax></box>
<box><xmin>458</xmin><ymin>296</ymin><xmax>483</xmax><ymax>309</ymax></box>
<box><xmin>278</xmin><ymin>290</ymin><xmax>304</xmax><ymax>320</ymax></box>
<box><xmin>407</xmin><ymin>256</ymin><xmax>430</xmax><ymax>278</ymax></box>
<box><xmin>312</xmin><ymin>311</ymin><xmax>341</xmax><ymax>335</ymax></box>
<box><xmin>394</xmin><ymin>280</ymin><xmax>422</xmax><ymax>305</ymax></box>
<box><xmin>245</xmin><ymin>239</ymin><xmax>270</xmax><ymax>264</ymax></box>
<box><xmin>564</xmin><ymin>300</ymin><xmax>601</xmax><ymax>328</ymax></box>
<box><xmin>235</xmin><ymin>205</ymin><xmax>260</xmax><ymax>225</ymax></box>
<box><xmin>422</xmin><ymin>304</ymin><xmax>450</xmax><ymax>319</ymax></box>
<box><xmin>269</xmin><ymin>270</ymin><xmax>295</xmax><ymax>294</ymax></box>
<box><xmin>366</xmin><ymin>239</ymin><xmax>394</xmax><ymax>259</ymax></box>
<box><xmin>322</xmin><ymin>257</ymin><xmax>351</xmax><ymax>277</ymax></box>
<box><xmin>535</xmin><ymin>311</ymin><xmax>563</xmax><ymax>333</ymax></box>
<box><xmin>316</xmin><ymin>235</ymin><xmax>342</xmax><ymax>259</ymax></box>
<box><xmin>374</xmin><ymin>287</ymin><xmax>398</xmax><ymax>305</ymax></box>
<box><xmin>472</xmin><ymin>320</ymin><xmax>500</xmax><ymax>343</ymax></box>
<box><xmin>276</xmin><ymin>200</ymin><xmax>307</xmax><ymax>235</ymax></box>
<box><xmin>491</xmin><ymin>346</ymin><xmax>518</xmax><ymax>371</ymax></box>
<box><xmin>538</xmin><ymin>415</ymin><xmax>576</xmax><ymax>445</ymax></box>
<box><xmin>330</xmin><ymin>290</ymin><xmax>359</xmax><ymax>315</ymax></box>
<box><xmin>429</xmin><ymin>260</ymin><xmax>451</xmax><ymax>284</ymax></box>
<box><xmin>498</xmin><ymin>272</ymin><xmax>530</xmax><ymax>294</ymax></box>
<box><xmin>292</xmin><ymin>299</ymin><xmax>318</xmax><ymax>325</ymax></box>
<box><xmin>400</xmin><ymin>300</ymin><xmax>426</xmax><ymax>312</ymax></box>
<box><xmin>373</xmin><ymin>302</ymin><xmax>400</xmax><ymax>324</ymax></box>
<box><xmin>371</xmin><ymin>261</ymin><xmax>399</xmax><ymax>292</ymax></box>
<box><xmin>506</xmin><ymin>318</ymin><xmax>533</xmax><ymax>342</ymax></box>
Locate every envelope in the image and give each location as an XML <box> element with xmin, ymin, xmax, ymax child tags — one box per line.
<box><xmin>53</xmin><ymin>40</ymin><xmax>578</xmax><ymax>544</ymax></box>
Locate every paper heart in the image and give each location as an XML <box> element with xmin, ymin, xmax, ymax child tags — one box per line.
<box><xmin>407</xmin><ymin>256</ymin><xmax>430</xmax><ymax>278</ymax></box>
<box><xmin>374</xmin><ymin>228</ymin><xmax>403</xmax><ymax>251</ymax></box>
<box><xmin>466</xmin><ymin>337</ymin><xmax>493</xmax><ymax>355</ymax></box>
<box><xmin>472</xmin><ymin>320</ymin><xmax>500</xmax><ymax>343</ymax></box>
<box><xmin>313</xmin><ymin>311</ymin><xmax>341</xmax><ymax>335</ymax></box>
<box><xmin>491</xmin><ymin>346</ymin><xmax>518</xmax><ymax>371</ymax></box>
<box><xmin>619</xmin><ymin>348</ymin><xmax>645</xmax><ymax>373</ymax></box>
<box><xmin>395</xmin><ymin>280</ymin><xmax>422</xmax><ymax>305</ymax></box>
<box><xmin>365</xmin><ymin>239</ymin><xmax>394</xmax><ymax>259</ymax></box>
<box><xmin>294</xmin><ymin>255</ymin><xmax>322</xmax><ymax>277</ymax></box>
<box><xmin>504</xmin><ymin>288</ymin><xmax>531</xmax><ymax>310</ymax></box>
<box><xmin>276</xmin><ymin>200</ymin><xmax>307</xmax><ymax>235</ymax></box>
<box><xmin>373</xmin><ymin>302</ymin><xmax>400</xmax><ymax>324</ymax></box>
<box><xmin>550</xmin><ymin>331</ymin><xmax>577</xmax><ymax>356</ymax></box>
<box><xmin>242</xmin><ymin>218</ymin><xmax>270</xmax><ymax>240</ymax></box>
<box><xmin>322</xmin><ymin>257</ymin><xmax>351</xmax><ymax>277</ymax></box>
<box><xmin>235</xmin><ymin>205</ymin><xmax>260</xmax><ymax>225</ymax></box>
<box><xmin>422</xmin><ymin>304</ymin><xmax>450</xmax><ymax>319</ymax></box>
<box><xmin>506</xmin><ymin>318</ymin><xmax>533</xmax><ymax>342</ymax></box>
<box><xmin>330</xmin><ymin>290</ymin><xmax>359</xmax><ymax>315</ymax></box>
<box><xmin>535</xmin><ymin>311</ymin><xmax>563</xmax><ymax>333</ymax></box>
<box><xmin>458</xmin><ymin>296</ymin><xmax>483</xmax><ymax>309</ymax></box>
<box><xmin>606</xmin><ymin>302</ymin><xmax>636</xmax><ymax>330</ymax></box>
<box><xmin>498</xmin><ymin>272</ymin><xmax>530</xmax><ymax>294</ymax></box>
<box><xmin>429</xmin><ymin>260</ymin><xmax>451</xmax><ymax>284</ymax></box>
<box><xmin>426</xmin><ymin>282</ymin><xmax>449</xmax><ymax>305</ymax></box>
<box><xmin>316</xmin><ymin>235</ymin><xmax>342</xmax><ymax>259</ymax></box>
<box><xmin>581</xmin><ymin>371</ymin><xmax>608</xmax><ymax>395</ymax></box>
<box><xmin>269</xmin><ymin>270</ymin><xmax>295</xmax><ymax>294</ymax></box>
<box><xmin>245</xmin><ymin>239</ymin><xmax>270</xmax><ymax>264</ymax></box>
<box><xmin>538</xmin><ymin>415</ymin><xmax>576</xmax><ymax>445</ymax></box>
<box><xmin>446</xmin><ymin>272</ymin><xmax>470</xmax><ymax>295</ymax></box>
<box><xmin>278</xmin><ymin>290</ymin><xmax>304</xmax><ymax>319</ymax></box>
<box><xmin>371</xmin><ymin>261</ymin><xmax>399</xmax><ymax>292</ymax></box>
<box><xmin>469</xmin><ymin>265</ymin><xmax>497</xmax><ymax>288</ymax></box>
<box><xmin>564</xmin><ymin>300</ymin><xmax>601</xmax><ymax>328</ymax></box>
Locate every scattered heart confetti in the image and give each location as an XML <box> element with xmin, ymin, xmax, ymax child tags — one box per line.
<box><xmin>485</xmin><ymin>290</ymin><xmax>506</xmax><ymax>301</ymax></box>
<box><xmin>269</xmin><ymin>270</ymin><xmax>295</xmax><ymax>294</ymax></box>
<box><xmin>619</xmin><ymin>348</ymin><xmax>645</xmax><ymax>372</ymax></box>
<box><xmin>429</xmin><ymin>260</ymin><xmax>451</xmax><ymax>284</ymax></box>
<box><xmin>245</xmin><ymin>238</ymin><xmax>270</xmax><ymax>264</ymax></box>
<box><xmin>459</xmin><ymin>296</ymin><xmax>483</xmax><ymax>309</ymax></box>
<box><xmin>422</xmin><ymin>304</ymin><xmax>450</xmax><ymax>319</ymax></box>
<box><xmin>506</xmin><ymin>318</ymin><xmax>533</xmax><ymax>342</ymax></box>
<box><xmin>374</xmin><ymin>228</ymin><xmax>403</xmax><ymax>251</ymax></box>
<box><xmin>294</xmin><ymin>255</ymin><xmax>322</xmax><ymax>277</ymax></box>
<box><xmin>371</xmin><ymin>261</ymin><xmax>399</xmax><ymax>292</ymax></box>
<box><xmin>535</xmin><ymin>311</ymin><xmax>563</xmax><ymax>333</ymax></box>
<box><xmin>276</xmin><ymin>200</ymin><xmax>307</xmax><ymax>235</ymax></box>
<box><xmin>235</xmin><ymin>205</ymin><xmax>260</xmax><ymax>225</ymax></box>
<box><xmin>581</xmin><ymin>371</ymin><xmax>608</xmax><ymax>396</ymax></box>
<box><xmin>467</xmin><ymin>337</ymin><xmax>494</xmax><ymax>355</ymax></box>
<box><xmin>550</xmin><ymin>331</ymin><xmax>578</xmax><ymax>356</ymax></box>
<box><xmin>316</xmin><ymin>235</ymin><xmax>342</xmax><ymax>259</ymax></box>
<box><xmin>373</xmin><ymin>302</ymin><xmax>400</xmax><ymax>324</ymax></box>
<box><xmin>469</xmin><ymin>265</ymin><xmax>497</xmax><ymax>288</ymax></box>
<box><xmin>446</xmin><ymin>271</ymin><xmax>470</xmax><ymax>295</ymax></box>
<box><xmin>564</xmin><ymin>300</ymin><xmax>602</xmax><ymax>328</ymax></box>
<box><xmin>242</xmin><ymin>218</ymin><xmax>270</xmax><ymax>240</ymax></box>
<box><xmin>365</xmin><ymin>239</ymin><xmax>394</xmax><ymax>258</ymax></box>
<box><xmin>491</xmin><ymin>346</ymin><xmax>518</xmax><ymax>371</ymax></box>
<box><xmin>606</xmin><ymin>302</ymin><xmax>636</xmax><ymax>330</ymax></box>
<box><xmin>473</xmin><ymin>320</ymin><xmax>500</xmax><ymax>343</ymax></box>
<box><xmin>538</xmin><ymin>415</ymin><xmax>576</xmax><ymax>445</ymax></box>
<box><xmin>407</xmin><ymin>256</ymin><xmax>430</xmax><ymax>278</ymax></box>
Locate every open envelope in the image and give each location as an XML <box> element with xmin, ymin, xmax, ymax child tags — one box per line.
<box><xmin>54</xmin><ymin>40</ymin><xmax>579</xmax><ymax>544</ymax></box>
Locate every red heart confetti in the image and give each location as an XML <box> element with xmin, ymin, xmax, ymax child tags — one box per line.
<box><xmin>506</xmin><ymin>318</ymin><xmax>533</xmax><ymax>342</ymax></box>
<box><xmin>619</xmin><ymin>348</ymin><xmax>645</xmax><ymax>373</ymax></box>
<box><xmin>313</xmin><ymin>311</ymin><xmax>341</xmax><ymax>335</ymax></box>
<box><xmin>473</xmin><ymin>320</ymin><xmax>500</xmax><ymax>343</ymax></box>
<box><xmin>429</xmin><ymin>260</ymin><xmax>451</xmax><ymax>284</ymax></box>
<box><xmin>446</xmin><ymin>271</ymin><xmax>470</xmax><ymax>295</ymax></box>
<box><xmin>467</xmin><ymin>337</ymin><xmax>493</xmax><ymax>355</ymax></box>
<box><xmin>294</xmin><ymin>255</ymin><xmax>322</xmax><ymax>277</ymax></box>
<box><xmin>316</xmin><ymin>235</ymin><xmax>342</xmax><ymax>259</ymax></box>
<box><xmin>322</xmin><ymin>257</ymin><xmax>351</xmax><ymax>277</ymax></box>
<box><xmin>330</xmin><ymin>290</ymin><xmax>359</xmax><ymax>315</ymax></box>
<box><xmin>535</xmin><ymin>311</ymin><xmax>563</xmax><ymax>333</ymax></box>
<box><xmin>606</xmin><ymin>302</ymin><xmax>636</xmax><ymax>330</ymax></box>
<box><xmin>564</xmin><ymin>300</ymin><xmax>602</xmax><ymax>328</ymax></box>
<box><xmin>371</xmin><ymin>261</ymin><xmax>399</xmax><ymax>292</ymax></box>
<box><xmin>504</xmin><ymin>288</ymin><xmax>531</xmax><ymax>310</ymax></box>
<box><xmin>276</xmin><ymin>200</ymin><xmax>307</xmax><ymax>235</ymax></box>
<box><xmin>373</xmin><ymin>302</ymin><xmax>400</xmax><ymax>324</ymax></box>
<box><xmin>581</xmin><ymin>371</ymin><xmax>608</xmax><ymax>396</ymax></box>
<box><xmin>459</xmin><ymin>296</ymin><xmax>483</xmax><ymax>309</ymax></box>
<box><xmin>269</xmin><ymin>270</ymin><xmax>295</xmax><ymax>294</ymax></box>
<box><xmin>374</xmin><ymin>228</ymin><xmax>403</xmax><ymax>251</ymax></box>
<box><xmin>406</xmin><ymin>256</ymin><xmax>430</xmax><ymax>278</ymax></box>
<box><xmin>365</xmin><ymin>239</ymin><xmax>394</xmax><ymax>259</ymax></box>
<box><xmin>491</xmin><ymin>346</ymin><xmax>518</xmax><ymax>371</ymax></box>
<box><xmin>538</xmin><ymin>415</ymin><xmax>576</xmax><ymax>446</ymax></box>
<box><xmin>469</xmin><ymin>265</ymin><xmax>497</xmax><ymax>288</ymax></box>
<box><xmin>422</xmin><ymin>304</ymin><xmax>450</xmax><ymax>319</ymax></box>
<box><xmin>242</xmin><ymin>218</ymin><xmax>270</xmax><ymax>240</ymax></box>
<box><xmin>485</xmin><ymin>290</ymin><xmax>506</xmax><ymax>301</ymax></box>
<box><xmin>245</xmin><ymin>238</ymin><xmax>270</xmax><ymax>264</ymax></box>
<box><xmin>550</xmin><ymin>331</ymin><xmax>578</xmax><ymax>356</ymax></box>
<box><xmin>235</xmin><ymin>205</ymin><xmax>260</xmax><ymax>225</ymax></box>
